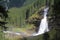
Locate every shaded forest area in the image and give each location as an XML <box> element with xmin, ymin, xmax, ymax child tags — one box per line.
<box><xmin>0</xmin><ymin>0</ymin><xmax>60</xmax><ymax>40</ymax></box>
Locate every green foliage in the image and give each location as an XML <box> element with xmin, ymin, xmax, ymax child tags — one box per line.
<box><xmin>25</xmin><ymin>35</ymin><xmax>43</xmax><ymax>40</ymax></box>
<box><xmin>6</xmin><ymin>0</ymin><xmax>47</xmax><ymax>28</ymax></box>
<box><xmin>0</xmin><ymin>32</ymin><xmax>7</xmax><ymax>40</ymax></box>
<box><xmin>0</xmin><ymin>32</ymin><xmax>3</xmax><ymax>40</ymax></box>
<box><xmin>0</xmin><ymin>0</ymin><xmax>56</xmax><ymax>40</ymax></box>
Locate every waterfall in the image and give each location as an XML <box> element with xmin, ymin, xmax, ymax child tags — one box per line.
<box><xmin>32</xmin><ymin>7</ymin><xmax>49</xmax><ymax>36</ymax></box>
<box><xmin>3</xmin><ymin>7</ymin><xmax>49</xmax><ymax>37</ymax></box>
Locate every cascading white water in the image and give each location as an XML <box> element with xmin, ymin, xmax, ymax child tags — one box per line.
<box><xmin>32</xmin><ymin>7</ymin><xmax>49</xmax><ymax>36</ymax></box>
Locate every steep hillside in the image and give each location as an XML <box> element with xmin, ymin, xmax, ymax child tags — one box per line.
<box><xmin>6</xmin><ymin>0</ymin><xmax>46</xmax><ymax>27</ymax></box>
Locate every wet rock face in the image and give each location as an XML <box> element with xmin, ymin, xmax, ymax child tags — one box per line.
<box><xmin>48</xmin><ymin>15</ymin><xmax>55</xmax><ymax>30</ymax></box>
<box><xmin>52</xmin><ymin>0</ymin><xmax>60</xmax><ymax>29</ymax></box>
<box><xmin>47</xmin><ymin>6</ymin><xmax>55</xmax><ymax>30</ymax></box>
<box><xmin>54</xmin><ymin>1</ymin><xmax>60</xmax><ymax>40</ymax></box>
<box><xmin>47</xmin><ymin>1</ymin><xmax>60</xmax><ymax>40</ymax></box>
